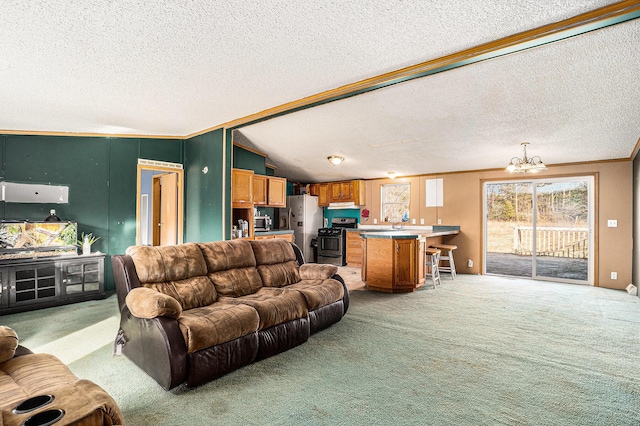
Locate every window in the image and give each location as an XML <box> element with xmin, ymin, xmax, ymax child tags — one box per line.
<box><xmin>381</xmin><ymin>183</ymin><xmax>410</xmax><ymax>222</ymax></box>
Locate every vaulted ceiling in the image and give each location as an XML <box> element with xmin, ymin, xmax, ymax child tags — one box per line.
<box><xmin>2</xmin><ymin>1</ymin><xmax>639</xmax><ymax>182</ymax></box>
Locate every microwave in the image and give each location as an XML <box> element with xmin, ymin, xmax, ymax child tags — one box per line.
<box><xmin>254</xmin><ymin>216</ymin><xmax>272</xmax><ymax>231</ymax></box>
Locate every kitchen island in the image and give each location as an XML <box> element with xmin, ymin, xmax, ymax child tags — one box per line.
<box><xmin>361</xmin><ymin>227</ymin><xmax>459</xmax><ymax>293</ymax></box>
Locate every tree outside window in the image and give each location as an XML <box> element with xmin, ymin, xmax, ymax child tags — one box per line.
<box><xmin>381</xmin><ymin>183</ymin><xmax>410</xmax><ymax>222</ymax></box>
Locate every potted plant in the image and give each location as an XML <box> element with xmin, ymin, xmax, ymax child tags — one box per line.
<box><xmin>77</xmin><ymin>232</ymin><xmax>100</xmax><ymax>255</ymax></box>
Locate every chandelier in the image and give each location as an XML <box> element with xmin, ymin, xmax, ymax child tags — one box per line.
<box><xmin>506</xmin><ymin>142</ymin><xmax>547</xmax><ymax>173</ymax></box>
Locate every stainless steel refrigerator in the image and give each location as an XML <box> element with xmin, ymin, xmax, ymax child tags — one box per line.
<box><xmin>282</xmin><ymin>195</ymin><xmax>324</xmax><ymax>262</ymax></box>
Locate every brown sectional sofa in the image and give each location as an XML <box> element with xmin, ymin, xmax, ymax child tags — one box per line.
<box><xmin>0</xmin><ymin>326</ymin><xmax>124</xmax><ymax>426</ymax></box>
<box><xmin>111</xmin><ymin>238</ymin><xmax>348</xmax><ymax>390</ymax></box>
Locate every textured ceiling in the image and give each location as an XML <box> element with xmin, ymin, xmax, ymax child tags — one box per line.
<box><xmin>239</xmin><ymin>19</ymin><xmax>640</xmax><ymax>181</ymax></box>
<box><xmin>2</xmin><ymin>1</ymin><xmax>638</xmax><ymax>182</ymax></box>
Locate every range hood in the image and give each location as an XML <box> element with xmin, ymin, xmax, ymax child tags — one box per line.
<box><xmin>327</xmin><ymin>201</ymin><xmax>359</xmax><ymax>210</ymax></box>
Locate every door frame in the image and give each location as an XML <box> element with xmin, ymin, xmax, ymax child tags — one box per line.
<box><xmin>482</xmin><ymin>174</ymin><xmax>596</xmax><ymax>285</ymax></box>
<box><xmin>136</xmin><ymin>161</ymin><xmax>184</xmax><ymax>246</ymax></box>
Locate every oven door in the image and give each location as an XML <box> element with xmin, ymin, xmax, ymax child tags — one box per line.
<box><xmin>317</xmin><ymin>235</ymin><xmax>345</xmax><ymax>266</ymax></box>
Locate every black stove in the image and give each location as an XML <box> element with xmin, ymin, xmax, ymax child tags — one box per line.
<box><xmin>317</xmin><ymin>218</ymin><xmax>357</xmax><ymax>266</ymax></box>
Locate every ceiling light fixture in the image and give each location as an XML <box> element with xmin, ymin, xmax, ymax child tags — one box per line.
<box><xmin>388</xmin><ymin>172</ymin><xmax>397</xmax><ymax>179</ymax></box>
<box><xmin>327</xmin><ymin>156</ymin><xmax>344</xmax><ymax>166</ymax></box>
<box><xmin>506</xmin><ymin>142</ymin><xmax>547</xmax><ymax>173</ymax></box>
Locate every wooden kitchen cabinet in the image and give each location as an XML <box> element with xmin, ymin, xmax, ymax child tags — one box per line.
<box><xmin>232</xmin><ymin>168</ymin><xmax>254</xmax><ymax>207</ymax></box>
<box><xmin>328</xmin><ymin>180</ymin><xmax>365</xmax><ymax>205</ymax></box>
<box><xmin>362</xmin><ymin>236</ymin><xmax>425</xmax><ymax>293</ymax></box>
<box><xmin>273</xmin><ymin>233</ymin><xmax>294</xmax><ymax>242</ymax></box>
<box><xmin>253</xmin><ymin>175</ymin><xmax>268</xmax><ymax>206</ymax></box>
<box><xmin>318</xmin><ymin>184</ymin><xmax>329</xmax><ymax>206</ymax></box>
<box><xmin>267</xmin><ymin>177</ymin><xmax>287</xmax><ymax>207</ymax></box>
<box><xmin>346</xmin><ymin>231</ymin><xmax>363</xmax><ymax>267</ymax></box>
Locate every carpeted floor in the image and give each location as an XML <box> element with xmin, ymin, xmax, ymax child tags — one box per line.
<box><xmin>3</xmin><ymin>269</ymin><xmax>640</xmax><ymax>425</ymax></box>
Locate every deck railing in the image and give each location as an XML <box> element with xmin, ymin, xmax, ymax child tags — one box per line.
<box><xmin>513</xmin><ymin>226</ymin><xmax>589</xmax><ymax>259</ymax></box>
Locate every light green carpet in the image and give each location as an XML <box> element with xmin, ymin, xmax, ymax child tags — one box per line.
<box><xmin>3</xmin><ymin>273</ymin><xmax>640</xmax><ymax>425</ymax></box>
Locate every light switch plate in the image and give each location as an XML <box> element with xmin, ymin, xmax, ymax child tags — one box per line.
<box><xmin>607</xmin><ymin>220</ymin><xmax>617</xmax><ymax>227</ymax></box>
<box><xmin>611</xmin><ymin>272</ymin><xmax>617</xmax><ymax>280</ymax></box>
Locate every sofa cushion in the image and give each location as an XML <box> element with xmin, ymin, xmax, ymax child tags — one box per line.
<box><xmin>198</xmin><ymin>240</ymin><xmax>257</xmax><ymax>272</ymax></box>
<box><xmin>126</xmin><ymin>287</ymin><xmax>183</xmax><ymax>319</ymax></box>
<box><xmin>0</xmin><ymin>326</ymin><xmax>18</xmax><ymax>364</ymax></box>
<box><xmin>177</xmin><ymin>304</ymin><xmax>260</xmax><ymax>353</ymax></box>
<box><xmin>199</xmin><ymin>240</ymin><xmax>264</xmax><ymax>297</ymax></box>
<box><xmin>127</xmin><ymin>243</ymin><xmax>208</xmax><ymax>283</ymax></box>
<box><xmin>250</xmin><ymin>239</ymin><xmax>301</xmax><ymax>287</ymax></box>
<box><xmin>288</xmin><ymin>279</ymin><xmax>345</xmax><ymax>311</ymax></box>
<box><xmin>142</xmin><ymin>276</ymin><xmax>217</xmax><ymax>311</ymax></box>
<box><xmin>299</xmin><ymin>264</ymin><xmax>339</xmax><ymax>280</ymax></box>
<box><xmin>219</xmin><ymin>288</ymin><xmax>308</xmax><ymax>330</ymax></box>
<box><xmin>0</xmin><ymin>353</ymin><xmax>79</xmax><ymax>408</ymax></box>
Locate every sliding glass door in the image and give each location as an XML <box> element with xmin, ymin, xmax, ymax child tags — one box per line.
<box><xmin>483</xmin><ymin>176</ymin><xmax>593</xmax><ymax>285</ymax></box>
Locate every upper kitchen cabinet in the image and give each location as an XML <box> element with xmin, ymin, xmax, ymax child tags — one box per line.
<box><xmin>309</xmin><ymin>183</ymin><xmax>329</xmax><ymax>206</ymax></box>
<box><xmin>233</xmin><ymin>168</ymin><xmax>286</xmax><ymax>208</ymax></box>
<box><xmin>253</xmin><ymin>175</ymin><xmax>268</xmax><ymax>206</ymax></box>
<box><xmin>328</xmin><ymin>180</ymin><xmax>365</xmax><ymax>205</ymax></box>
<box><xmin>267</xmin><ymin>177</ymin><xmax>286</xmax><ymax>207</ymax></box>
<box><xmin>232</xmin><ymin>168</ymin><xmax>254</xmax><ymax>208</ymax></box>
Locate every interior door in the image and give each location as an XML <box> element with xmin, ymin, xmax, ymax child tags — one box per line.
<box><xmin>136</xmin><ymin>162</ymin><xmax>184</xmax><ymax>246</ymax></box>
<box><xmin>159</xmin><ymin>172</ymin><xmax>178</xmax><ymax>246</ymax></box>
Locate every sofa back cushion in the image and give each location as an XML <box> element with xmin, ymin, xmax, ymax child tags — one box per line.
<box><xmin>249</xmin><ymin>239</ymin><xmax>301</xmax><ymax>288</ymax></box>
<box><xmin>198</xmin><ymin>240</ymin><xmax>263</xmax><ymax>297</ymax></box>
<box><xmin>126</xmin><ymin>243</ymin><xmax>217</xmax><ymax>309</ymax></box>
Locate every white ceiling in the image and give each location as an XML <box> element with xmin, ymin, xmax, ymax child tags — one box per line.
<box><xmin>2</xmin><ymin>1</ymin><xmax>639</xmax><ymax>182</ymax></box>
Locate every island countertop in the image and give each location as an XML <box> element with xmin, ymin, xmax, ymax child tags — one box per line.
<box><xmin>358</xmin><ymin>226</ymin><xmax>460</xmax><ymax>239</ymax></box>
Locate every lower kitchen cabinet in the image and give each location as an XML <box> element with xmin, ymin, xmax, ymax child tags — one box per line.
<box><xmin>346</xmin><ymin>231</ymin><xmax>363</xmax><ymax>267</ymax></box>
<box><xmin>362</xmin><ymin>236</ymin><xmax>426</xmax><ymax>293</ymax></box>
<box><xmin>0</xmin><ymin>253</ymin><xmax>105</xmax><ymax>314</ymax></box>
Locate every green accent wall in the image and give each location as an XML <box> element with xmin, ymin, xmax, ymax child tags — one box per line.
<box><xmin>0</xmin><ymin>134</ymin><xmax>183</xmax><ymax>291</ymax></box>
<box><xmin>233</xmin><ymin>145</ymin><xmax>266</xmax><ymax>174</ymax></box>
<box><xmin>184</xmin><ymin>128</ymin><xmax>229</xmax><ymax>242</ymax></box>
<box><xmin>324</xmin><ymin>208</ymin><xmax>361</xmax><ymax>226</ymax></box>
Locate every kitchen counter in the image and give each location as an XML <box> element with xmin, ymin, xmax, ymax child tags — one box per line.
<box><xmin>254</xmin><ymin>230</ymin><xmax>294</xmax><ymax>236</ymax></box>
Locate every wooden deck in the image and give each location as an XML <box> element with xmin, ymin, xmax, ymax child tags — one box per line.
<box><xmin>485</xmin><ymin>252</ymin><xmax>588</xmax><ymax>281</ymax></box>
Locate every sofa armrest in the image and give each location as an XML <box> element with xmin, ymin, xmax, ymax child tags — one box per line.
<box><xmin>125</xmin><ymin>287</ymin><xmax>182</xmax><ymax>319</ymax></box>
<box><xmin>299</xmin><ymin>264</ymin><xmax>339</xmax><ymax>280</ymax></box>
<box><xmin>112</xmin><ymin>254</ymin><xmax>143</xmax><ymax>312</ymax></box>
<box><xmin>118</xmin><ymin>307</ymin><xmax>188</xmax><ymax>390</ymax></box>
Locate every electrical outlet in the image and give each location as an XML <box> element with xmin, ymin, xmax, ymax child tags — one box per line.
<box><xmin>373</xmin><ymin>218</ymin><xmax>377</xmax><ymax>224</ymax></box>
<box><xmin>611</xmin><ymin>272</ymin><xmax>617</xmax><ymax>280</ymax></box>
<box><xmin>420</xmin><ymin>219</ymin><xmax>424</xmax><ymax>225</ymax></box>
<box><xmin>607</xmin><ymin>219</ymin><xmax>617</xmax><ymax>227</ymax></box>
<box><xmin>467</xmin><ymin>259</ymin><xmax>473</xmax><ymax>268</ymax></box>
<box><xmin>412</xmin><ymin>219</ymin><xmax>416</xmax><ymax>224</ymax></box>
<box><xmin>437</xmin><ymin>219</ymin><xmax>442</xmax><ymax>225</ymax></box>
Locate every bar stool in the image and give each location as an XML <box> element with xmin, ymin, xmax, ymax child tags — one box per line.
<box><xmin>425</xmin><ymin>248</ymin><xmax>441</xmax><ymax>288</ymax></box>
<box><xmin>430</xmin><ymin>244</ymin><xmax>457</xmax><ymax>279</ymax></box>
